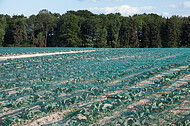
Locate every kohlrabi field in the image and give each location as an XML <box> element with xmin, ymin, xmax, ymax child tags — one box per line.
<box><xmin>0</xmin><ymin>48</ymin><xmax>190</xmax><ymax>126</ymax></box>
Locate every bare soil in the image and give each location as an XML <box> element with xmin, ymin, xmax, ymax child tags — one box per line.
<box><xmin>0</xmin><ymin>50</ymin><xmax>96</xmax><ymax>60</ymax></box>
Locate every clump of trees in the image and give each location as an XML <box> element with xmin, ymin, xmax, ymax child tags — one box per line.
<box><xmin>0</xmin><ymin>9</ymin><xmax>189</xmax><ymax>48</ymax></box>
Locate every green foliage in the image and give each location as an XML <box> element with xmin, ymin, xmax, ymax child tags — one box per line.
<box><xmin>35</xmin><ymin>32</ymin><xmax>45</xmax><ymax>47</ymax></box>
<box><xmin>13</xmin><ymin>25</ymin><xmax>23</xmax><ymax>46</ymax></box>
<box><xmin>1</xmin><ymin>10</ymin><xmax>189</xmax><ymax>47</ymax></box>
<box><xmin>165</xmin><ymin>18</ymin><xmax>178</xmax><ymax>47</ymax></box>
<box><xmin>59</xmin><ymin>13</ymin><xmax>81</xmax><ymax>47</ymax></box>
<box><xmin>181</xmin><ymin>17</ymin><xmax>190</xmax><ymax>47</ymax></box>
<box><xmin>12</xmin><ymin>15</ymin><xmax>28</xmax><ymax>46</ymax></box>
<box><xmin>118</xmin><ymin>17</ymin><xmax>129</xmax><ymax>47</ymax></box>
<box><xmin>0</xmin><ymin>15</ymin><xmax>6</xmax><ymax>46</ymax></box>
<box><xmin>149</xmin><ymin>21</ymin><xmax>162</xmax><ymax>48</ymax></box>
<box><xmin>128</xmin><ymin>18</ymin><xmax>139</xmax><ymax>48</ymax></box>
<box><xmin>36</xmin><ymin>9</ymin><xmax>56</xmax><ymax>47</ymax></box>
<box><xmin>106</xmin><ymin>13</ymin><xmax>121</xmax><ymax>47</ymax></box>
<box><xmin>141</xmin><ymin>23</ymin><xmax>150</xmax><ymax>48</ymax></box>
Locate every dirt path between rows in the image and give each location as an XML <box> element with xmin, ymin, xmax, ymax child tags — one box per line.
<box><xmin>0</xmin><ymin>50</ymin><xmax>96</xmax><ymax>60</ymax></box>
<box><xmin>127</xmin><ymin>65</ymin><xmax>189</xmax><ymax>108</ymax></box>
<box><xmin>95</xmin><ymin>65</ymin><xmax>189</xmax><ymax>125</ymax></box>
<box><xmin>3</xmin><ymin>65</ymin><xmax>189</xmax><ymax>125</ymax></box>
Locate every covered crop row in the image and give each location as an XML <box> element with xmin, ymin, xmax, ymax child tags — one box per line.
<box><xmin>0</xmin><ymin>48</ymin><xmax>189</xmax><ymax>125</ymax></box>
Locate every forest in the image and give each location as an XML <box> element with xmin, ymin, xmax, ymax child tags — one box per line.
<box><xmin>0</xmin><ymin>9</ymin><xmax>189</xmax><ymax>48</ymax></box>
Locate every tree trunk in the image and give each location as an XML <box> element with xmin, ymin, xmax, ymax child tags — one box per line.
<box><xmin>44</xmin><ymin>32</ymin><xmax>48</xmax><ymax>47</ymax></box>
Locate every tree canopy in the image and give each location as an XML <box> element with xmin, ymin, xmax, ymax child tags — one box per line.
<box><xmin>0</xmin><ymin>10</ymin><xmax>189</xmax><ymax>48</ymax></box>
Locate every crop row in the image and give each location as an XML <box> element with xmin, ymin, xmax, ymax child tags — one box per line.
<box><xmin>0</xmin><ymin>48</ymin><xmax>189</xmax><ymax>125</ymax></box>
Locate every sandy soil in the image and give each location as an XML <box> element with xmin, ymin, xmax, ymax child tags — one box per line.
<box><xmin>124</xmin><ymin>65</ymin><xmax>190</xmax><ymax>109</ymax></box>
<box><xmin>171</xmin><ymin>106</ymin><xmax>190</xmax><ymax>114</ymax></box>
<box><xmin>164</xmin><ymin>74</ymin><xmax>190</xmax><ymax>91</ymax></box>
<box><xmin>27</xmin><ymin>95</ymin><xmax>108</xmax><ymax>126</ymax></box>
<box><xmin>127</xmin><ymin>99</ymin><xmax>152</xmax><ymax>109</ymax></box>
<box><xmin>0</xmin><ymin>50</ymin><xmax>96</xmax><ymax>60</ymax></box>
<box><xmin>90</xmin><ymin>111</ymin><xmax>120</xmax><ymax>126</ymax></box>
<box><xmin>0</xmin><ymin>107</ymin><xmax>26</xmax><ymax>119</ymax></box>
<box><xmin>26</xmin><ymin>110</ymin><xmax>71</xmax><ymax>126</ymax></box>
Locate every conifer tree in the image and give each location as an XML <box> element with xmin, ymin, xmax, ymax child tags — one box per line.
<box><xmin>165</xmin><ymin>18</ymin><xmax>177</xmax><ymax>47</ymax></box>
<box><xmin>118</xmin><ymin>18</ymin><xmax>129</xmax><ymax>47</ymax></box>
<box><xmin>128</xmin><ymin>18</ymin><xmax>139</xmax><ymax>48</ymax></box>
<box><xmin>141</xmin><ymin>23</ymin><xmax>150</xmax><ymax>48</ymax></box>
<box><xmin>181</xmin><ymin>17</ymin><xmax>190</xmax><ymax>47</ymax></box>
<box><xmin>0</xmin><ymin>15</ymin><xmax>6</xmax><ymax>47</ymax></box>
<box><xmin>150</xmin><ymin>21</ymin><xmax>162</xmax><ymax>48</ymax></box>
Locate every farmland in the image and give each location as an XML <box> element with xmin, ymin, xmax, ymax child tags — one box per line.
<box><xmin>0</xmin><ymin>48</ymin><xmax>190</xmax><ymax>125</ymax></box>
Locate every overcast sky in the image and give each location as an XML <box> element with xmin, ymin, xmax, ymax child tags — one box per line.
<box><xmin>0</xmin><ymin>0</ymin><xmax>190</xmax><ymax>17</ymax></box>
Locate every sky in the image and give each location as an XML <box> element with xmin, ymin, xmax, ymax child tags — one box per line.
<box><xmin>0</xmin><ymin>0</ymin><xmax>190</xmax><ymax>17</ymax></box>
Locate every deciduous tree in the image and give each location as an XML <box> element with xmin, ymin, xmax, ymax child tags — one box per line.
<box><xmin>107</xmin><ymin>13</ymin><xmax>121</xmax><ymax>48</ymax></box>
<box><xmin>59</xmin><ymin>13</ymin><xmax>81</xmax><ymax>47</ymax></box>
<box><xmin>36</xmin><ymin>9</ymin><xmax>55</xmax><ymax>47</ymax></box>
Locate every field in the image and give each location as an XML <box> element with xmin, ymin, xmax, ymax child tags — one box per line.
<box><xmin>0</xmin><ymin>48</ymin><xmax>190</xmax><ymax>126</ymax></box>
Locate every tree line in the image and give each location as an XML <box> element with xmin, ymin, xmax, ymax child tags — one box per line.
<box><xmin>0</xmin><ymin>9</ymin><xmax>189</xmax><ymax>48</ymax></box>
